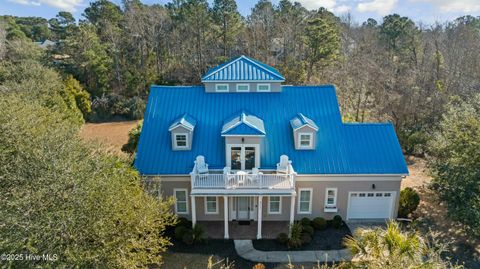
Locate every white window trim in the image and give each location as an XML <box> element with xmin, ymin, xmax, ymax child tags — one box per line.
<box><xmin>174</xmin><ymin>188</ymin><xmax>189</xmax><ymax>214</ymax></box>
<box><xmin>324</xmin><ymin>188</ymin><xmax>338</xmax><ymax>212</ymax></box>
<box><xmin>257</xmin><ymin>83</ymin><xmax>271</xmax><ymax>92</ymax></box>
<box><xmin>236</xmin><ymin>83</ymin><xmax>250</xmax><ymax>92</ymax></box>
<box><xmin>298</xmin><ymin>188</ymin><xmax>313</xmax><ymax>214</ymax></box>
<box><xmin>174</xmin><ymin>133</ymin><xmax>189</xmax><ymax>149</ymax></box>
<box><xmin>298</xmin><ymin>132</ymin><xmax>313</xmax><ymax>149</ymax></box>
<box><xmin>268</xmin><ymin>196</ymin><xmax>282</xmax><ymax>214</ymax></box>
<box><xmin>215</xmin><ymin>83</ymin><xmax>229</xmax><ymax>92</ymax></box>
<box><xmin>204</xmin><ymin>196</ymin><xmax>219</xmax><ymax>214</ymax></box>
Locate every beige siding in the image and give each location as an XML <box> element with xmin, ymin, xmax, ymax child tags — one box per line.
<box><xmin>151</xmin><ymin>175</ymin><xmax>402</xmax><ymax>221</ymax></box>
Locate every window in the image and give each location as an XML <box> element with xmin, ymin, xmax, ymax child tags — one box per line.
<box><xmin>268</xmin><ymin>196</ymin><xmax>282</xmax><ymax>214</ymax></box>
<box><xmin>257</xmin><ymin>84</ymin><xmax>271</xmax><ymax>92</ymax></box>
<box><xmin>236</xmin><ymin>84</ymin><xmax>250</xmax><ymax>92</ymax></box>
<box><xmin>174</xmin><ymin>133</ymin><xmax>188</xmax><ymax>149</ymax></box>
<box><xmin>227</xmin><ymin>144</ymin><xmax>259</xmax><ymax>170</ymax></box>
<box><xmin>204</xmin><ymin>196</ymin><xmax>218</xmax><ymax>214</ymax></box>
<box><xmin>325</xmin><ymin>188</ymin><xmax>337</xmax><ymax>207</ymax></box>
<box><xmin>298</xmin><ymin>188</ymin><xmax>312</xmax><ymax>214</ymax></box>
<box><xmin>174</xmin><ymin>189</ymin><xmax>188</xmax><ymax>214</ymax></box>
<box><xmin>298</xmin><ymin>132</ymin><xmax>313</xmax><ymax>148</ymax></box>
<box><xmin>215</xmin><ymin>84</ymin><xmax>229</xmax><ymax>92</ymax></box>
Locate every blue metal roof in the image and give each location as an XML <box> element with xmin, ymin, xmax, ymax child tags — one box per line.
<box><xmin>290</xmin><ymin>113</ymin><xmax>319</xmax><ymax>131</ymax></box>
<box><xmin>168</xmin><ymin>113</ymin><xmax>197</xmax><ymax>131</ymax></box>
<box><xmin>202</xmin><ymin>55</ymin><xmax>285</xmax><ymax>82</ymax></box>
<box><xmin>222</xmin><ymin>112</ymin><xmax>266</xmax><ymax>136</ymax></box>
<box><xmin>135</xmin><ymin>85</ymin><xmax>408</xmax><ymax>175</ymax></box>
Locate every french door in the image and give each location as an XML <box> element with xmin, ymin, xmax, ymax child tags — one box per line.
<box><xmin>227</xmin><ymin>144</ymin><xmax>260</xmax><ymax>170</ymax></box>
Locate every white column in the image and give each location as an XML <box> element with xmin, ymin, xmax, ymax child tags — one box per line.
<box><xmin>289</xmin><ymin>194</ymin><xmax>295</xmax><ymax>237</ymax></box>
<box><xmin>257</xmin><ymin>196</ymin><xmax>263</xmax><ymax>239</ymax></box>
<box><xmin>224</xmin><ymin>196</ymin><xmax>229</xmax><ymax>239</ymax></box>
<box><xmin>191</xmin><ymin>196</ymin><xmax>196</xmax><ymax>228</ymax></box>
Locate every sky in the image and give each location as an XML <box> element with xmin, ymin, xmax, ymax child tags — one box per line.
<box><xmin>1</xmin><ymin>0</ymin><xmax>479</xmax><ymax>25</ymax></box>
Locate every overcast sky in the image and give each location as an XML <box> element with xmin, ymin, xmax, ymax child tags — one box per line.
<box><xmin>1</xmin><ymin>0</ymin><xmax>479</xmax><ymax>24</ymax></box>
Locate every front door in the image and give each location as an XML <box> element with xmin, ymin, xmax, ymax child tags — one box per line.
<box><xmin>237</xmin><ymin>197</ymin><xmax>250</xmax><ymax>220</ymax></box>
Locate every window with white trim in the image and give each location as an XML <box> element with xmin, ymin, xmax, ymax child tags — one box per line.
<box><xmin>174</xmin><ymin>189</ymin><xmax>188</xmax><ymax>214</ymax></box>
<box><xmin>298</xmin><ymin>188</ymin><xmax>312</xmax><ymax>214</ymax></box>
<box><xmin>236</xmin><ymin>84</ymin><xmax>250</xmax><ymax>92</ymax></box>
<box><xmin>268</xmin><ymin>196</ymin><xmax>281</xmax><ymax>214</ymax></box>
<box><xmin>257</xmin><ymin>84</ymin><xmax>271</xmax><ymax>92</ymax></box>
<box><xmin>215</xmin><ymin>84</ymin><xmax>229</xmax><ymax>92</ymax></box>
<box><xmin>325</xmin><ymin>188</ymin><xmax>337</xmax><ymax>208</ymax></box>
<box><xmin>205</xmin><ymin>196</ymin><xmax>218</xmax><ymax>214</ymax></box>
<box><xmin>174</xmin><ymin>133</ymin><xmax>188</xmax><ymax>149</ymax></box>
<box><xmin>298</xmin><ymin>132</ymin><xmax>313</xmax><ymax>148</ymax></box>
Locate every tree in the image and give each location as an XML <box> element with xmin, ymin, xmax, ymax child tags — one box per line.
<box><xmin>122</xmin><ymin>121</ymin><xmax>143</xmax><ymax>155</ymax></box>
<box><xmin>211</xmin><ymin>0</ymin><xmax>243</xmax><ymax>58</ymax></box>
<box><xmin>247</xmin><ymin>0</ymin><xmax>276</xmax><ymax>62</ymax></box>
<box><xmin>49</xmin><ymin>11</ymin><xmax>76</xmax><ymax>40</ymax></box>
<box><xmin>304</xmin><ymin>8</ymin><xmax>340</xmax><ymax>82</ymax></box>
<box><xmin>64</xmin><ymin>75</ymin><xmax>92</xmax><ymax>119</ymax></box>
<box><xmin>0</xmin><ymin>94</ymin><xmax>175</xmax><ymax>268</ymax></box>
<box><xmin>428</xmin><ymin>95</ymin><xmax>480</xmax><ymax>235</ymax></box>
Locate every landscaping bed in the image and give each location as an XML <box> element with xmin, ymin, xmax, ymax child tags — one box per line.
<box><xmin>253</xmin><ymin>216</ymin><xmax>352</xmax><ymax>251</ymax></box>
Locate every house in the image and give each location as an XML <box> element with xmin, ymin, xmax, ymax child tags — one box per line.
<box><xmin>135</xmin><ymin>55</ymin><xmax>408</xmax><ymax>239</ymax></box>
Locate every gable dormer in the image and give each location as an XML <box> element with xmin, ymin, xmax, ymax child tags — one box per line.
<box><xmin>201</xmin><ymin>55</ymin><xmax>285</xmax><ymax>93</ymax></box>
<box><xmin>290</xmin><ymin>113</ymin><xmax>318</xmax><ymax>150</ymax></box>
<box><xmin>169</xmin><ymin>114</ymin><xmax>196</xmax><ymax>151</ymax></box>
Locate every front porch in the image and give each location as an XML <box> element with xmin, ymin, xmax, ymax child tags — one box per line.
<box><xmin>199</xmin><ymin>221</ymin><xmax>289</xmax><ymax>239</ymax></box>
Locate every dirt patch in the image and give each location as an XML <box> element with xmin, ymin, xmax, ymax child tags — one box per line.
<box><xmin>79</xmin><ymin>121</ymin><xmax>138</xmax><ymax>155</ymax></box>
<box><xmin>404</xmin><ymin>158</ymin><xmax>480</xmax><ymax>268</ymax></box>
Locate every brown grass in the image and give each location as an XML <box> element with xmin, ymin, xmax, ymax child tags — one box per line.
<box><xmin>79</xmin><ymin>121</ymin><xmax>138</xmax><ymax>155</ymax></box>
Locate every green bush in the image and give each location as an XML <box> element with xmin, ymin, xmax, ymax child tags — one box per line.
<box><xmin>332</xmin><ymin>215</ymin><xmax>343</xmax><ymax>229</ymax></box>
<box><xmin>174</xmin><ymin>226</ymin><xmax>188</xmax><ymax>240</ymax></box>
<box><xmin>313</xmin><ymin>217</ymin><xmax>327</xmax><ymax>230</ymax></box>
<box><xmin>176</xmin><ymin>217</ymin><xmax>190</xmax><ymax>227</ymax></box>
<box><xmin>192</xmin><ymin>224</ymin><xmax>205</xmax><ymax>243</ymax></box>
<box><xmin>300</xmin><ymin>233</ymin><xmax>312</xmax><ymax>245</ymax></box>
<box><xmin>398</xmin><ymin>187</ymin><xmax>420</xmax><ymax>218</ymax></box>
<box><xmin>287</xmin><ymin>222</ymin><xmax>303</xmax><ymax>249</ymax></box>
<box><xmin>182</xmin><ymin>230</ymin><xmax>194</xmax><ymax>245</ymax></box>
<box><xmin>276</xmin><ymin>233</ymin><xmax>289</xmax><ymax>245</ymax></box>
<box><xmin>303</xmin><ymin>224</ymin><xmax>314</xmax><ymax>235</ymax></box>
<box><xmin>121</xmin><ymin>121</ymin><xmax>143</xmax><ymax>155</ymax></box>
<box><xmin>300</xmin><ymin>217</ymin><xmax>311</xmax><ymax>227</ymax></box>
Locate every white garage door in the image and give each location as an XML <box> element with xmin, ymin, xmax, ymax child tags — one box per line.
<box><xmin>347</xmin><ymin>192</ymin><xmax>395</xmax><ymax>219</ymax></box>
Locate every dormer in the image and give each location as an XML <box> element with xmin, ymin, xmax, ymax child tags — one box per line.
<box><xmin>201</xmin><ymin>55</ymin><xmax>285</xmax><ymax>93</ymax></box>
<box><xmin>169</xmin><ymin>114</ymin><xmax>196</xmax><ymax>151</ymax></box>
<box><xmin>290</xmin><ymin>113</ymin><xmax>318</xmax><ymax>150</ymax></box>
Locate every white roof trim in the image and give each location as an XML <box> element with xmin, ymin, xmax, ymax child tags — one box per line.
<box><xmin>221</xmin><ymin>112</ymin><xmax>266</xmax><ymax>135</ymax></box>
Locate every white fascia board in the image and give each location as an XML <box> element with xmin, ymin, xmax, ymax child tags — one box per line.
<box><xmin>202</xmin><ymin>79</ymin><xmax>285</xmax><ymax>83</ymax></box>
<box><xmin>221</xmin><ymin>134</ymin><xmax>265</xmax><ymax>137</ymax></box>
<box><xmin>292</xmin><ymin>124</ymin><xmax>318</xmax><ymax>132</ymax></box>
<box><xmin>240</xmin><ymin>56</ymin><xmax>286</xmax><ymax>80</ymax></box>
<box><xmin>168</xmin><ymin>124</ymin><xmax>194</xmax><ymax>132</ymax></box>
<box><xmin>191</xmin><ymin>189</ymin><xmax>296</xmax><ymax>196</ymax></box>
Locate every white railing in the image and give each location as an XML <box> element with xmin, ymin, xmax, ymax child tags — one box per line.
<box><xmin>191</xmin><ymin>172</ymin><xmax>295</xmax><ymax>189</ymax></box>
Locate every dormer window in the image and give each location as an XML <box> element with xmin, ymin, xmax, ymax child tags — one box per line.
<box><xmin>215</xmin><ymin>84</ymin><xmax>229</xmax><ymax>92</ymax></box>
<box><xmin>236</xmin><ymin>84</ymin><xmax>250</xmax><ymax>92</ymax></box>
<box><xmin>174</xmin><ymin>133</ymin><xmax>188</xmax><ymax>149</ymax></box>
<box><xmin>257</xmin><ymin>84</ymin><xmax>271</xmax><ymax>92</ymax></box>
<box><xmin>298</xmin><ymin>133</ymin><xmax>313</xmax><ymax>148</ymax></box>
<box><xmin>169</xmin><ymin>114</ymin><xmax>196</xmax><ymax>151</ymax></box>
<box><xmin>290</xmin><ymin>113</ymin><xmax>318</xmax><ymax>150</ymax></box>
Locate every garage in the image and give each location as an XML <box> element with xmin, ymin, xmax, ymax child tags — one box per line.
<box><xmin>347</xmin><ymin>192</ymin><xmax>396</xmax><ymax>220</ymax></box>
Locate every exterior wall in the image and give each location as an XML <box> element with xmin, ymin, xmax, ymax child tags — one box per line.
<box><xmin>151</xmin><ymin>175</ymin><xmax>402</xmax><ymax>222</ymax></box>
<box><xmin>292</xmin><ymin>125</ymin><xmax>317</xmax><ymax>150</ymax></box>
<box><xmin>170</xmin><ymin>126</ymin><xmax>193</xmax><ymax>150</ymax></box>
<box><xmin>204</xmin><ymin>82</ymin><xmax>282</xmax><ymax>93</ymax></box>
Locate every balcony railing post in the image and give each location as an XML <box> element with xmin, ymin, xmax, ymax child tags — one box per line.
<box><xmin>190</xmin><ymin>172</ymin><xmax>195</xmax><ymax>188</ymax></box>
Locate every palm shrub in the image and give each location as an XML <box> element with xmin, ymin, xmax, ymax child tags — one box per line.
<box><xmin>343</xmin><ymin>221</ymin><xmax>461</xmax><ymax>268</ymax></box>
<box><xmin>398</xmin><ymin>187</ymin><xmax>420</xmax><ymax>218</ymax></box>
<box><xmin>288</xmin><ymin>222</ymin><xmax>303</xmax><ymax>249</ymax></box>
<box><xmin>192</xmin><ymin>224</ymin><xmax>206</xmax><ymax>243</ymax></box>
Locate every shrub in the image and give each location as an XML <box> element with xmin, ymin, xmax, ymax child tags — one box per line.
<box><xmin>300</xmin><ymin>233</ymin><xmax>312</xmax><ymax>245</ymax></box>
<box><xmin>252</xmin><ymin>263</ymin><xmax>265</xmax><ymax>269</ymax></box>
<box><xmin>300</xmin><ymin>217</ymin><xmax>311</xmax><ymax>227</ymax></box>
<box><xmin>174</xmin><ymin>226</ymin><xmax>188</xmax><ymax>240</ymax></box>
<box><xmin>276</xmin><ymin>233</ymin><xmax>289</xmax><ymax>245</ymax></box>
<box><xmin>182</xmin><ymin>230</ymin><xmax>194</xmax><ymax>245</ymax></box>
<box><xmin>332</xmin><ymin>215</ymin><xmax>343</xmax><ymax>229</ymax></box>
<box><xmin>303</xmin><ymin>224</ymin><xmax>314</xmax><ymax>236</ymax></box>
<box><xmin>192</xmin><ymin>224</ymin><xmax>205</xmax><ymax>243</ymax></box>
<box><xmin>121</xmin><ymin>121</ymin><xmax>143</xmax><ymax>155</ymax></box>
<box><xmin>313</xmin><ymin>217</ymin><xmax>327</xmax><ymax>230</ymax></box>
<box><xmin>398</xmin><ymin>187</ymin><xmax>420</xmax><ymax>218</ymax></box>
<box><xmin>287</xmin><ymin>222</ymin><xmax>303</xmax><ymax>249</ymax></box>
